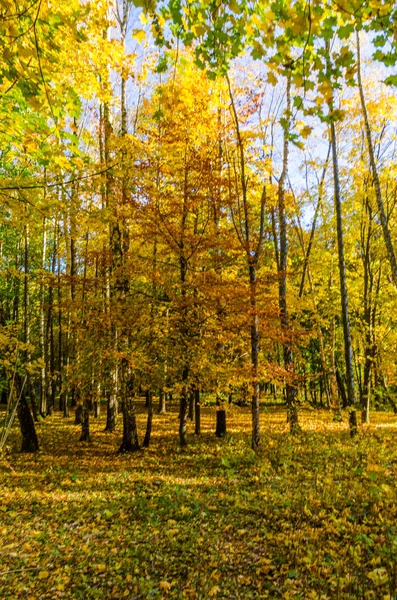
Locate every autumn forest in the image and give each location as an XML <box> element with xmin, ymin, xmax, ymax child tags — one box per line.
<box><xmin>1</xmin><ymin>0</ymin><xmax>397</xmax><ymax>598</ymax></box>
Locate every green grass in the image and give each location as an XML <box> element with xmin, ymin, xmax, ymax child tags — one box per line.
<box><xmin>1</xmin><ymin>403</ymin><xmax>397</xmax><ymax>599</ymax></box>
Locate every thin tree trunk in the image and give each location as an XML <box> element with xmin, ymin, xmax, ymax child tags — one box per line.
<box><xmin>16</xmin><ymin>376</ymin><xmax>39</xmax><ymax>453</ymax></box>
<box><xmin>23</xmin><ymin>222</ymin><xmax>39</xmax><ymax>423</ymax></box>
<box><xmin>226</xmin><ymin>74</ymin><xmax>266</xmax><ymax>450</ymax></box>
<box><xmin>118</xmin><ymin>363</ymin><xmax>139</xmax><ymax>452</ymax></box>
<box><xmin>194</xmin><ymin>388</ymin><xmax>201</xmax><ymax>435</ymax></box>
<box><xmin>327</xmin><ymin>42</ymin><xmax>358</xmax><ymax>436</ymax></box>
<box><xmin>277</xmin><ymin>75</ymin><xmax>300</xmax><ymax>434</ymax></box>
<box><xmin>143</xmin><ymin>390</ymin><xmax>153</xmax><ymax>448</ymax></box>
<box><xmin>215</xmin><ymin>409</ymin><xmax>227</xmax><ymax>438</ymax></box>
<box><xmin>179</xmin><ymin>367</ymin><xmax>189</xmax><ymax>448</ymax></box>
<box><xmin>39</xmin><ymin>216</ymin><xmax>47</xmax><ymax>417</ymax></box>
<box><xmin>356</xmin><ymin>30</ymin><xmax>397</xmax><ymax>286</ymax></box>
<box><xmin>47</xmin><ymin>221</ymin><xmax>57</xmax><ymax>415</ymax></box>
<box><xmin>188</xmin><ymin>389</ymin><xmax>195</xmax><ymax>421</ymax></box>
<box><xmin>158</xmin><ymin>388</ymin><xmax>166</xmax><ymax>414</ymax></box>
<box><xmin>79</xmin><ymin>397</ymin><xmax>91</xmax><ymax>442</ymax></box>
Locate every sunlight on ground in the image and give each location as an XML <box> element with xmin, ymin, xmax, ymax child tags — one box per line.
<box><xmin>1</xmin><ymin>404</ymin><xmax>397</xmax><ymax>599</ymax></box>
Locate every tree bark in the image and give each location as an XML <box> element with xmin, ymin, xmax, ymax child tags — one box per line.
<box><xmin>326</xmin><ymin>42</ymin><xmax>358</xmax><ymax>436</ymax></box>
<box><xmin>194</xmin><ymin>388</ymin><xmax>201</xmax><ymax>435</ymax></box>
<box><xmin>179</xmin><ymin>366</ymin><xmax>189</xmax><ymax>447</ymax></box>
<box><xmin>143</xmin><ymin>390</ymin><xmax>153</xmax><ymax>448</ymax></box>
<box><xmin>39</xmin><ymin>215</ymin><xmax>47</xmax><ymax>418</ymax></box>
<box><xmin>79</xmin><ymin>398</ymin><xmax>91</xmax><ymax>442</ymax></box>
<box><xmin>226</xmin><ymin>74</ymin><xmax>266</xmax><ymax>450</ymax></box>
<box><xmin>277</xmin><ymin>75</ymin><xmax>300</xmax><ymax>434</ymax></box>
<box><xmin>16</xmin><ymin>376</ymin><xmax>39</xmax><ymax>453</ymax></box>
<box><xmin>158</xmin><ymin>388</ymin><xmax>166</xmax><ymax>414</ymax></box>
<box><xmin>356</xmin><ymin>30</ymin><xmax>397</xmax><ymax>287</ymax></box>
<box><xmin>215</xmin><ymin>409</ymin><xmax>227</xmax><ymax>438</ymax></box>
<box><xmin>118</xmin><ymin>361</ymin><xmax>140</xmax><ymax>452</ymax></box>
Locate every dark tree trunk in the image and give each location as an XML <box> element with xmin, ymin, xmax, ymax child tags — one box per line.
<box><xmin>74</xmin><ymin>404</ymin><xmax>83</xmax><ymax>425</ymax></box>
<box><xmin>17</xmin><ymin>381</ymin><xmax>39</xmax><ymax>453</ymax></box>
<box><xmin>249</xmin><ymin>263</ymin><xmax>261</xmax><ymax>449</ymax></box>
<box><xmin>215</xmin><ymin>409</ymin><xmax>226</xmax><ymax>438</ymax></box>
<box><xmin>79</xmin><ymin>402</ymin><xmax>91</xmax><ymax>442</ymax></box>
<box><xmin>179</xmin><ymin>367</ymin><xmax>189</xmax><ymax>447</ymax></box>
<box><xmin>104</xmin><ymin>392</ymin><xmax>117</xmax><ymax>432</ymax></box>
<box><xmin>27</xmin><ymin>378</ymin><xmax>39</xmax><ymax>423</ymax></box>
<box><xmin>143</xmin><ymin>390</ymin><xmax>153</xmax><ymax>448</ymax></box>
<box><xmin>70</xmin><ymin>388</ymin><xmax>77</xmax><ymax>408</ymax></box>
<box><xmin>188</xmin><ymin>389</ymin><xmax>195</xmax><ymax>421</ymax></box>
<box><xmin>94</xmin><ymin>399</ymin><xmax>100</xmax><ymax>418</ymax></box>
<box><xmin>118</xmin><ymin>394</ymin><xmax>140</xmax><ymax>453</ymax></box>
<box><xmin>118</xmin><ymin>366</ymin><xmax>139</xmax><ymax>453</ymax></box>
<box><xmin>194</xmin><ymin>388</ymin><xmax>201</xmax><ymax>435</ymax></box>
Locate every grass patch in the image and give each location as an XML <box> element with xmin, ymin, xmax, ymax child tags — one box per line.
<box><xmin>1</xmin><ymin>404</ymin><xmax>397</xmax><ymax>598</ymax></box>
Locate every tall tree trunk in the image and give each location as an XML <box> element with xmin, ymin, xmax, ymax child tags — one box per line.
<box><xmin>105</xmin><ymin>387</ymin><xmax>117</xmax><ymax>432</ymax></box>
<box><xmin>23</xmin><ymin>222</ymin><xmax>39</xmax><ymax>423</ymax></box>
<box><xmin>47</xmin><ymin>220</ymin><xmax>57</xmax><ymax>415</ymax></box>
<box><xmin>249</xmin><ymin>261</ymin><xmax>261</xmax><ymax>447</ymax></box>
<box><xmin>143</xmin><ymin>390</ymin><xmax>153</xmax><ymax>448</ymax></box>
<box><xmin>179</xmin><ymin>366</ymin><xmax>189</xmax><ymax>447</ymax></box>
<box><xmin>39</xmin><ymin>216</ymin><xmax>47</xmax><ymax>417</ymax></box>
<box><xmin>215</xmin><ymin>407</ymin><xmax>227</xmax><ymax>438</ymax></box>
<box><xmin>278</xmin><ymin>75</ymin><xmax>300</xmax><ymax>434</ymax></box>
<box><xmin>16</xmin><ymin>376</ymin><xmax>39</xmax><ymax>453</ymax></box>
<box><xmin>356</xmin><ymin>30</ymin><xmax>397</xmax><ymax>287</ymax></box>
<box><xmin>118</xmin><ymin>362</ymin><xmax>139</xmax><ymax>452</ymax></box>
<box><xmin>79</xmin><ymin>395</ymin><xmax>91</xmax><ymax>442</ymax></box>
<box><xmin>194</xmin><ymin>388</ymin><xmax>201</xmax><ymax>435</ymax></box>
<box><xmin>179</xmin><ymin>251</ymin><xmax>189</xmax><ymax>448</ymax></box>
<box><xmin>188</xmin><ymin>389</ymin><xmax>195</xmax><ymax>421</ymax></box>
<box><xmin>327</xmin><ymin>42</ymin><xmax>358</xmax><ymax>436</ymax></box>
<box><xmin>226</xmin><ymin>75</ymin><xmax>266</xmax><ymax>450</ymax></box>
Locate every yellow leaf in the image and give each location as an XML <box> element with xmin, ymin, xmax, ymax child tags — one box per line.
<box><xmin>267</xmin><ymin>72</ymin><xmax>278</xmax><ymax>86</ymax></box>
<box><xmin>38</xmin><ymin>570</ymin><xmax>49</xmax><ymax>579</ymax></box>
<box><xmin>132</xmin><ymin>29</ymin><xmax>146</xmax><ymax>44</ymax></box>
<box><xmin>139</xmin><ymin>12</ymin><xmax>149</xmax><ymax>25</ymax></box>
<box><xmin>159</xmin><ymin>581</ymin><xmax>171</xmax><ymax>592</ymax></box>
<box><xmin>208</xmin><ymin>586</ymin><xmax>220</xmax><ymax>597</ymax></box>
<box><xmin>96</xmin><ymin>563</ymin><xmax>106</xmax><ymax>572</ymax></box>
<box><xmin>367</xmin><ymin>567</ymin><xmax>388</xmax><ymax>586</ymax></box>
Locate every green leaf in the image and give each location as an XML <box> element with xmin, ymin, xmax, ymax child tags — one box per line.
<box><xmin>384</xmin><ymin>75</ymin><xmax>397</xmax><ymax>86</ymax></box>
<box><xmin>337</xmin><ymin>23</ymin><xmax>354</xmax><ymax>40</ymax></box>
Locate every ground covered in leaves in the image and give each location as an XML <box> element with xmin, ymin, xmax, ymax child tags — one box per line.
<box><xmin>1</xmin><ymin>403</ymin><xmax>397</xmax><ymax>599</ymax></box>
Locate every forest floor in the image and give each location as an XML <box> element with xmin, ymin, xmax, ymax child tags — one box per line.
<box><xmin>1</xmin><ymin>403</ymin><xmax>397</xmax><ymax>599</ymax></box>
